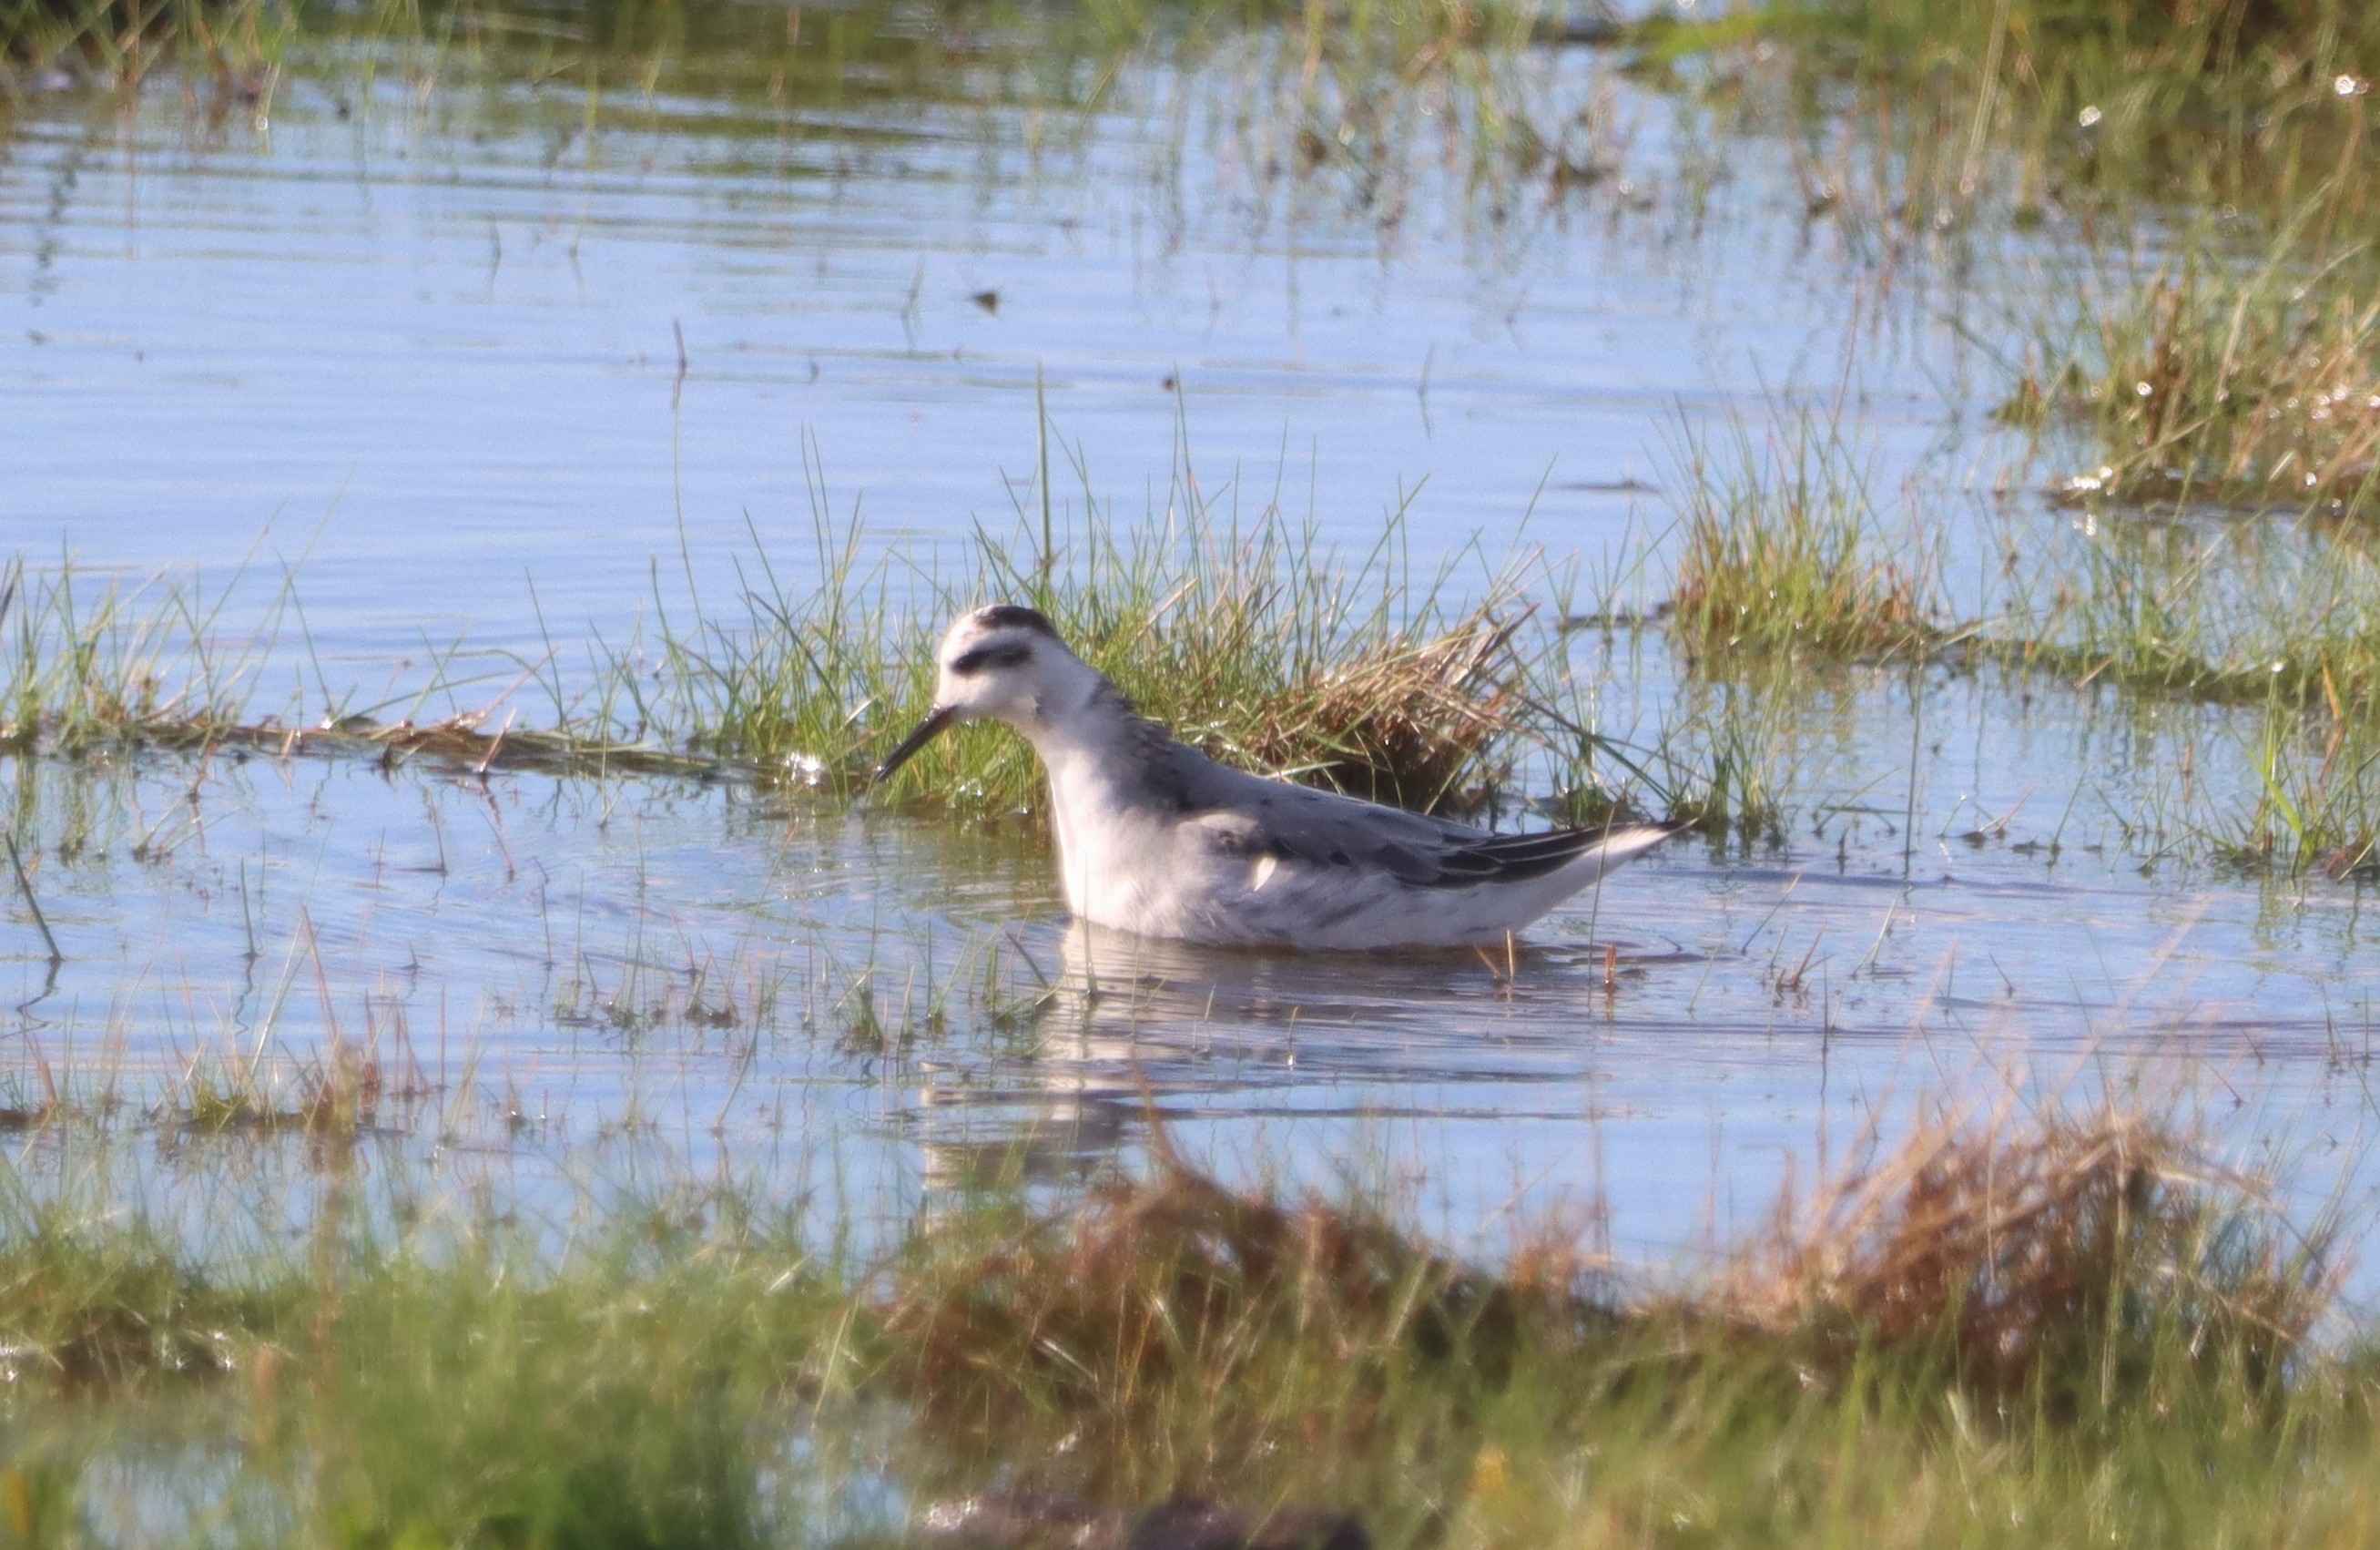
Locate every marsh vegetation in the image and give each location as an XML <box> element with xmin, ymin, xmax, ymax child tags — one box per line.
<box><xmin>0</xmin><ymin>1094</ymin><xmax>2364</xmax><ymax>1547</ymax></box>
<box><xmin>9</xmin><ymin>0</ymin><xmax>2380</xmax><ymax>1542</ymax></box>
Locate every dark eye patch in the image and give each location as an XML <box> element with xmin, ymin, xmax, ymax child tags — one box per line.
<box><xmin>949</xmin><ymin>641</ymin><xmax>1032</xmax><ymax>676</ymax></box>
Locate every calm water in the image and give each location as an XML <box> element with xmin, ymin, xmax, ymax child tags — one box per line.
<box><xmin>2</xmin><ymin>11</ymin><xmax>2375</xmax><ymax>1273</ymax></box>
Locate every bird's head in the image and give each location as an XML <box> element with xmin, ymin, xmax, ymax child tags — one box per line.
<box><xmin>872</xmin><ymin>605</ymin><xmax>1097</xmax><ymax>784</ymax></box>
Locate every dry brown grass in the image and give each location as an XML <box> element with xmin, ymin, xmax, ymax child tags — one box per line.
<box><xmin>207</xmin><ymin>713</ymin><xmax>727</xmax><ymax>780</ymax></box>
<box><xmin>1235</xmin><ymin>610</ymin><xmax>1530</xmax><ymax>810</ymax></box>
<box><xmin>1714</xmin><ymin>1106</ymin><xmax>2331</xmax><ymax>1399</ymax></box>
<box><xmin>885</xmin><ymin>1099</ymin><xmax>2330</xmax><ymax>1504</ymax></box>
<box><xmin>883</xmin><ymin>1165</ymin><xmax>1555</xmax><ymax>1485</ymax></box>
<box><xmin>15</xmin><ymin>708</ymin><xmax>730</xmax><ymax>780</ymax></box>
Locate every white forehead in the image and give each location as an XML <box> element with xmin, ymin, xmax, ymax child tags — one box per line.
<box><xmin>937</xmin><ymin>614</ymin><xmax>996</xmax><ymax>654</ymax></box>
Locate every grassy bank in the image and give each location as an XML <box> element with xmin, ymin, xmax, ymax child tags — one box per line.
<box><xmin>0</xmin><ymin>1096</ymin><xmax>2362</xmax><ymax>1547</ymax></box>
<box><xmin>1669</xmin><ymin>0</ymin><xmax>2380</xmax><ymax>225</ymax></box>
<box><xmin>0</xmin><ymin>0</ymin><xmax>1564</xmax><ymax>121</ymax></box>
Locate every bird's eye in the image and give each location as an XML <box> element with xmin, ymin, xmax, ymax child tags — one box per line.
<box><xmin>949</xmin><ymin>642</ymin><xmax>1032</xmax><ymax>676</ymax></box>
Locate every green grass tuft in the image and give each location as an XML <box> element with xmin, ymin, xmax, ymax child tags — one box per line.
<box><xmin>1665</xmin><ymin>413</ymin><xmax>1941</xmax><ymax>667</ymax></box>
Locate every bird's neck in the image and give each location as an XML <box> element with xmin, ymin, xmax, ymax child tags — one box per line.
<box><xmin>1008</xmin><ymin>677</ymin><xmax>1160</xmax><ymax>923</ymax></box>
<box><xmin>1012</xmin><ymin>676</ymin><xmax>1146</xmax><ymax>790</ymax></box>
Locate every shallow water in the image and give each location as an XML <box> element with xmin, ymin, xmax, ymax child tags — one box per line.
<box><xmin>3</xmin><ymin>6</ymin><xmax>2376</xmax><ymax>1283</ymax></box>
<box><xmin>5</xmin><ymin>675</ymin><xmax>2371</xmax><ymax>1275</ymax></box>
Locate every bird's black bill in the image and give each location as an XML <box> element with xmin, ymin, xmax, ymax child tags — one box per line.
<box><xmin>871</xmin><ymin>705</ymin><xmax>958</xmax><ymax>787</ymax></box>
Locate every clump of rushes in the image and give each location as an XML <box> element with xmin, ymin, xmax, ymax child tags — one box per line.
<box><xmin>1232</xmin><ymin>610</ymin><xmax>1529</xmax><ymax>808</ymax></box>
<box><xmin>1665</xmin><ymin>413</ymin><xmax>1940</xmax><ymax>665</ymax></box>
<box><xmin>880</xmin><ymin>1166</ymin><xmax>1531</xmax><ymax>1507</ymax></box>
<box><xmin>646</xmin><ymin>444</ymin><xmax>1557</xmax><ymax>817</ymax></box>
<box><xmin>963</xmin><ymin>503</ymin><xmax>1545</xmax><ymax>815</ymax></box>
<box><xmin>2011</xmin><ymin>239</ymin><xmax>2380</xmax><ymax>518</ymax></box>
<box><xmin>0</xmin><ymin>1097</ymin><xmax>2359</xmax><ymax>1545</ymax></box>
<box><xmin>1663</xmin><ymin>669</ymin><xmax>1798</xmax><ymax>848</ymax></box>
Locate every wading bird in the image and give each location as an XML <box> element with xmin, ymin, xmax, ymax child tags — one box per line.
<box><xmin>874</xmin><ymin>605</ymin><xmax>1682</xmax><ymax>950</ymax></box>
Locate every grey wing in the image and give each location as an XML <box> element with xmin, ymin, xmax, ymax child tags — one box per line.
<box><xmin>1162</xmin><ymin>741</ymin><xmax>1671</xmax><ymax>889</ymax></box>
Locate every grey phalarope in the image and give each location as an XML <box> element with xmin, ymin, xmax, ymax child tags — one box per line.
<box><xmin>874</xmin><ymin>604</ymin><xmax>1683</xmax><ymax>950</ymax></box>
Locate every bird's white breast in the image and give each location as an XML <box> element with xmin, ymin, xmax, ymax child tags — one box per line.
<box><xmin>1042</xmin><ymin>750</ymin><xmax>1246</xmax><ymax>938</ymax></box>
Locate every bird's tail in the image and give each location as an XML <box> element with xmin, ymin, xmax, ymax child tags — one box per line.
<box><xmin>1567</xmin><ymin>821</ymin><xmax>1688</xmax><ymax>882</ymax></box>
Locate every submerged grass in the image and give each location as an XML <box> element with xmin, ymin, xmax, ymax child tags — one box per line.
<box><xmin>1</xmin><ymin>0</ymin><xmax>1656</xmax><ymax>280</ymax></box>
<box><xmin>1988</xmin><ymin>505</ymin><xmax>2380</xmax><ymax>870</ymax></box>
<box><xmin>1997</xmin><ymin>506</ymin><xmax>2380</xmax><ymax>707</ymax></box>
<box><xmin>0</xmin><ymin>1096</ymin><xmax>2364</xmax><ymax>1545</ymax></box>
<box><xmin>4</xmin><ymin>0</ymin><xmax>1569</xmax><ymax>168</ymax></box>
<box><xmin>2006</xmin><ymin>216</ymin><xmax>2380</xmax><ymax>518</ymax></box>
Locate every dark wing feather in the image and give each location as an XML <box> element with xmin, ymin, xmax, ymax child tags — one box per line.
<box><xmin>1156</xmin><ymin>733</ymin><xmax>1677</xmax><ymax>889</ymax></box>
<box><xmin>1415</xmin><ymin>828</ymin><xmax>1614</xmax><ymax>887</ymax></box>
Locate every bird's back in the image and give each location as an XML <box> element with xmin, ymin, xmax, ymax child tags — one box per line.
<box><xmin>1051</xmin><ymin>713</ymin><xmax>1673</xmax><ymax>947</ymax></box>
